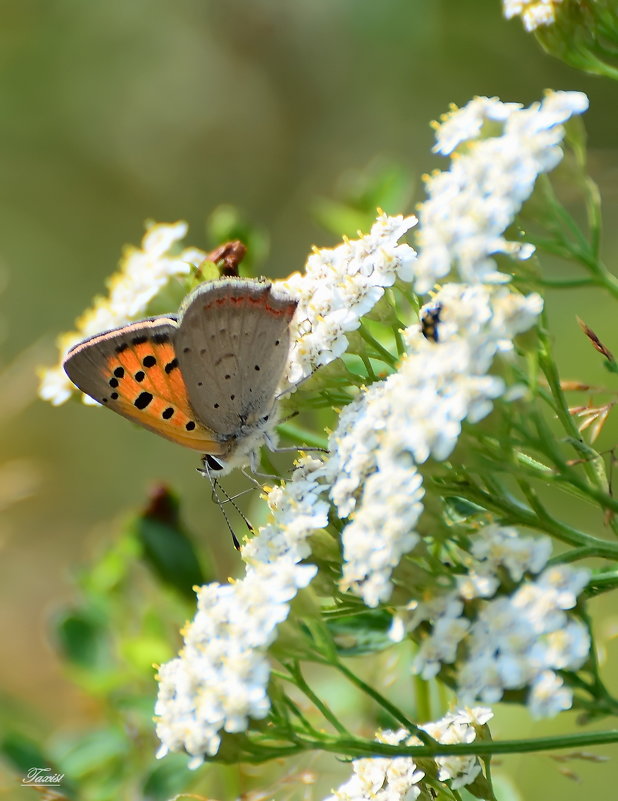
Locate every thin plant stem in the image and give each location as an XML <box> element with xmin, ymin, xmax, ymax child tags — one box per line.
<box><xmin>283</xmin><ymin>661</ymin><xmax>350</xmax><ymax>736</ymax></box>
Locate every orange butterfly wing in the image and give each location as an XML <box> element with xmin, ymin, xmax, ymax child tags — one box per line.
<box><xmin>63</xmin><ymin>317</ymin><xmax>224</xmax><ymax>453</ymax></box>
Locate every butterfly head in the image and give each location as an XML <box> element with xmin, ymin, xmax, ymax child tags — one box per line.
<box><xmin>201</xmin><ymin>406</ymin><xmax>279</xmax><ymax>476</ymax></box>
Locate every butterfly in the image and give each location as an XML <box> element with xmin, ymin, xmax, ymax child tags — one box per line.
<box><xmin>63</xmin><ymin>279</ymin><xmax>298</xmax><ymax>475</ymax></box>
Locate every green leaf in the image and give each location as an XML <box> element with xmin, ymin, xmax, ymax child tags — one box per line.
<box><xmin>142</xmin><ymin>753</ymin><xmax>194</xmax><ymax>800</ymax></box>
<box><xmin>131</xmin><ymin>486</ymin><xmax>209</xmax><ymax>599</ymax></box>
<box><xmin>327</xmin><ymin>609</ymin><xmax>393</xmax><ymax>655</ymax></box>
<box><xmin>53</xmin><ymin>727</ymin><xmax>128</xmax><ymax>780</ymax></box>
<box><xmin>604</xmin><ymin>359</ymin><xmax>618</xmax><ymax>374</ymax></box>
<box><xmin>443</xmin><ymin>495</ymin><xmax>487</xmax><ymax>524</ymax></box>
<box><xmin>2</xmin><ymin>731</ymin><xmax>50</xmax><ymax>776</ymax></box>
<box><xmin>313</xmin><ymin>161</ymin><xmax>414</xmax><ymax>237</ymax></box>
<box><xmin>53</xmin><ymin>607</ymin><xmax>112</xmax><ymax>672</ymax></box>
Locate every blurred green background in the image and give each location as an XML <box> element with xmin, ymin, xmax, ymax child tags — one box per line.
<box><xmin>2</xmin><ymin>0</ymin><xmax>618</xmax><ymax>798</ymax></box>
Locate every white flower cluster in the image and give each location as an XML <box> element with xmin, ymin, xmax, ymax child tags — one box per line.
<box><xmin>415</xmin><ymin>90</ymin><xmax>588</xmax><ymax>293</ymax></box>
<box><xmin>391</xmin><ymin>525</ymin><xmax>590</xmax><ymax>718</ymax></box>
<box><xmin>503</xmin><ymin>0</ymin><xmax>563</xmax><ymax>31</ymax></box>
<box><xmin>155</xmin><ymin>456</ymin><xmax>326</xmax><ymax>766</ymax></box>
<box><xmin>155</xmin><ymin>563</ymin><xmax>317</xmax><ymax>767</ymax></box>
<box><xmin>277</xmin><ymin>213</ymin><xmax>417</xmax><ymax>385</ymax></box>
<box><xmin>39</xmin><ymin>221</ymin><xmax>205</xmax><ymax>406</ymax></box>
<box><xmin>325</xmin><ymin>707</ymin><xmax>493</xmax><ymax>801</ymax></box>
<box><xmin>325</xmin><ymin>283</ymin><xmax>542</xmax><ymax>608</ymax></box>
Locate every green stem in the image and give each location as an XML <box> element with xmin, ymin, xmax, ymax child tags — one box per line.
<box><xmin>521</xmin><ymin>277</ymin><xmax>600</xmax><ymax>290</ymax></box>
<box><xmin>392</xmin><ymin>323</ymin><xmax>405</xmax><ymax>357</ymax></box>
<box><xmin>585</xmin><ymin>572</ymin><xmax>618</xmax><ymax>596</ymax></box>
<box><xmin>280</xmin><ymin>693</ymin><xmax>323</xmax><ymax>737</ymax></box>
<box><xmin>438</xmin><ymin>476</ymin><xmax>618</xmax><ymax>556</ymax></box>
<box><xmin>584</xmin><ymin>176</ymin><xmax>602</xmax><ymax>261</ymax></box>
<box><xmin>358</xmin><ymin>322</ymin><xmax>398</xmax><ymax>366</ymax></box>
<box><xmin>333</xmin><ymin>659</ymin><xmax>436</xmax><ymax>746</ymax></box>
<box><xmin>360</xmin><ymin>351</ymin><xmax>377</xmax><ymax>381</ymax></box>
<box><xmin>284</xmin><ymin>661</ymin><xmax>350</xmax><ymax>736</ymax></box>
<box><xmin>413</xmin><ymin>672</ymin><xmax>431</xmax><ymax>722</ymax></box>
<box><xmin>549</xmin><ymin>547</ymin><xmax>618</xmax><ymax>566</ymax></box>
<box><xmin>234</xmin><ymin>728</ymin><xmax>618</xmax><ymax>764</ymax></box>
<box><xmin>277</xmin><ymin>422</ymin><xmax>329</xmax><ymax>450</ymax></box>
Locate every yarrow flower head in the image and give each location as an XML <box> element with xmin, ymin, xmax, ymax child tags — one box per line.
<box><xmin>417</xmin><ymin>90</ymin><xmax>588</xmax><ymax>292</ymax></box>
<box><xmin>155</xmin><ymin>558</ymin><xmax>318</xmax><ymax>767</ymax></box>
<box><xmin>155</xmin><ymin>454</ymin><xmax>325</xmax><ymax>766</ymax></box>
<box><xmin>390</xmin><ymin>525</ymin><xmax>591</xmax><ymax>717</ymax></box>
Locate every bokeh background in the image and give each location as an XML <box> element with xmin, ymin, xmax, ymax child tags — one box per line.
<box><xmin>2</xmin><ymin>1</ymin><xmax>618</xmax><ymax>798</ymax></box>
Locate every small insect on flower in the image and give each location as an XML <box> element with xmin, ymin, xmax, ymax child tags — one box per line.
<box><xmin>420</xmin><ymin>301</ymin><xmax>443</xmax><ymax>342</ymax></box>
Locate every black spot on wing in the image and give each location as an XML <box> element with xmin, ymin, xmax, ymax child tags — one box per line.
<box><xmin>134</xmin><ymin>392</ymin><xmax>153</xmax><ymax>410</ymax></box>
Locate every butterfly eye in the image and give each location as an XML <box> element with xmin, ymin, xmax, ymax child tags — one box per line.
<box><xmin>204</xmin><ymin>454</ymin><xmax>224</xmax><ymax>471</ymax></box>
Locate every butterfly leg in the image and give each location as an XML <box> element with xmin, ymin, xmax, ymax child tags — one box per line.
<box><xmin>198</xmin><ymin>463</ymin><xmax>255</xmax><ymax>548</ymax></box>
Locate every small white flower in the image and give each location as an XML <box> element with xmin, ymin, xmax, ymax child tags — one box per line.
<box><xmin>528</xmin><ymin>670</ymin><xmax>573</xmax><ymax>718</ymax></box>
<box><xmin>433</xmin><ymin>96</ymin><xmax>523</xmax><ymax>156</ymax></box>
<box><xmin>470</xmin><ymin>525</ymin><xmax>553</xmax><ymax>582</ymax></box>
<box><xmin>503</xmin><ymin>0</ymin><xmax>564</xmax><ymax>32</ymax></box>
